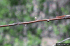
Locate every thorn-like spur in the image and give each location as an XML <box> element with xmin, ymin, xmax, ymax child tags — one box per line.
<box><xmin>63</xmin><ymin>15</ymin><xmax>70</xmax><ymax>19</ymax></box>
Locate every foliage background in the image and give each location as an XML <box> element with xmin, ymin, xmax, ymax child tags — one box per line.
<box><xmin>0</xmin><ymin>0</ymin><xmax>70</xmax><ymax>46</ymax></box>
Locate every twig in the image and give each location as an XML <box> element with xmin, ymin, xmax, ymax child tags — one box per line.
<box><xmin>0</xmin><ymin>15</ymin><xmax>70</xmax><ymax>27</ymax></box>
<box><xmin>53</xmin><ymin>37</ymin><xmax>70</xmax><ymax>46</ymax></box>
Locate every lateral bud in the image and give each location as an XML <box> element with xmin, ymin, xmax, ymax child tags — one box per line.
<box><xmin>47</xmin><ymin>19</ymin><xmax>50</xmax><ymax>22</ymax></box>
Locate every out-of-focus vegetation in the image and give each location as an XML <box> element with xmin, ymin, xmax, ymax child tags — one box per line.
<box><xmin>0</xmin><ymin>0</ymin><xmax>70</xmax><ymax>46</ymax></box>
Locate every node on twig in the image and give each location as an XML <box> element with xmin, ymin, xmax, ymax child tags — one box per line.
<box><xmin>47</xmin><ymin>19</ymin><xmax>50</xmax><ymax>22</ymax></box>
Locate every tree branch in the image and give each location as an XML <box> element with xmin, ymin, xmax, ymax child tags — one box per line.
<box><xmin>0</xmin><ymin>15</ymin><xmax>70</xmax><ymax>27</ymax></box>
<box><xmin>53</xmin><ymin>37</ymin><xmax>70</xmax><ymax>46</ymax></box>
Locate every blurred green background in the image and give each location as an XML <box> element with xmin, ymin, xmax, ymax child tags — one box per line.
<box><xmin>0</xmin><ymin>0</ymin><xmax>70</xmax><ymax>46</ymax></box>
